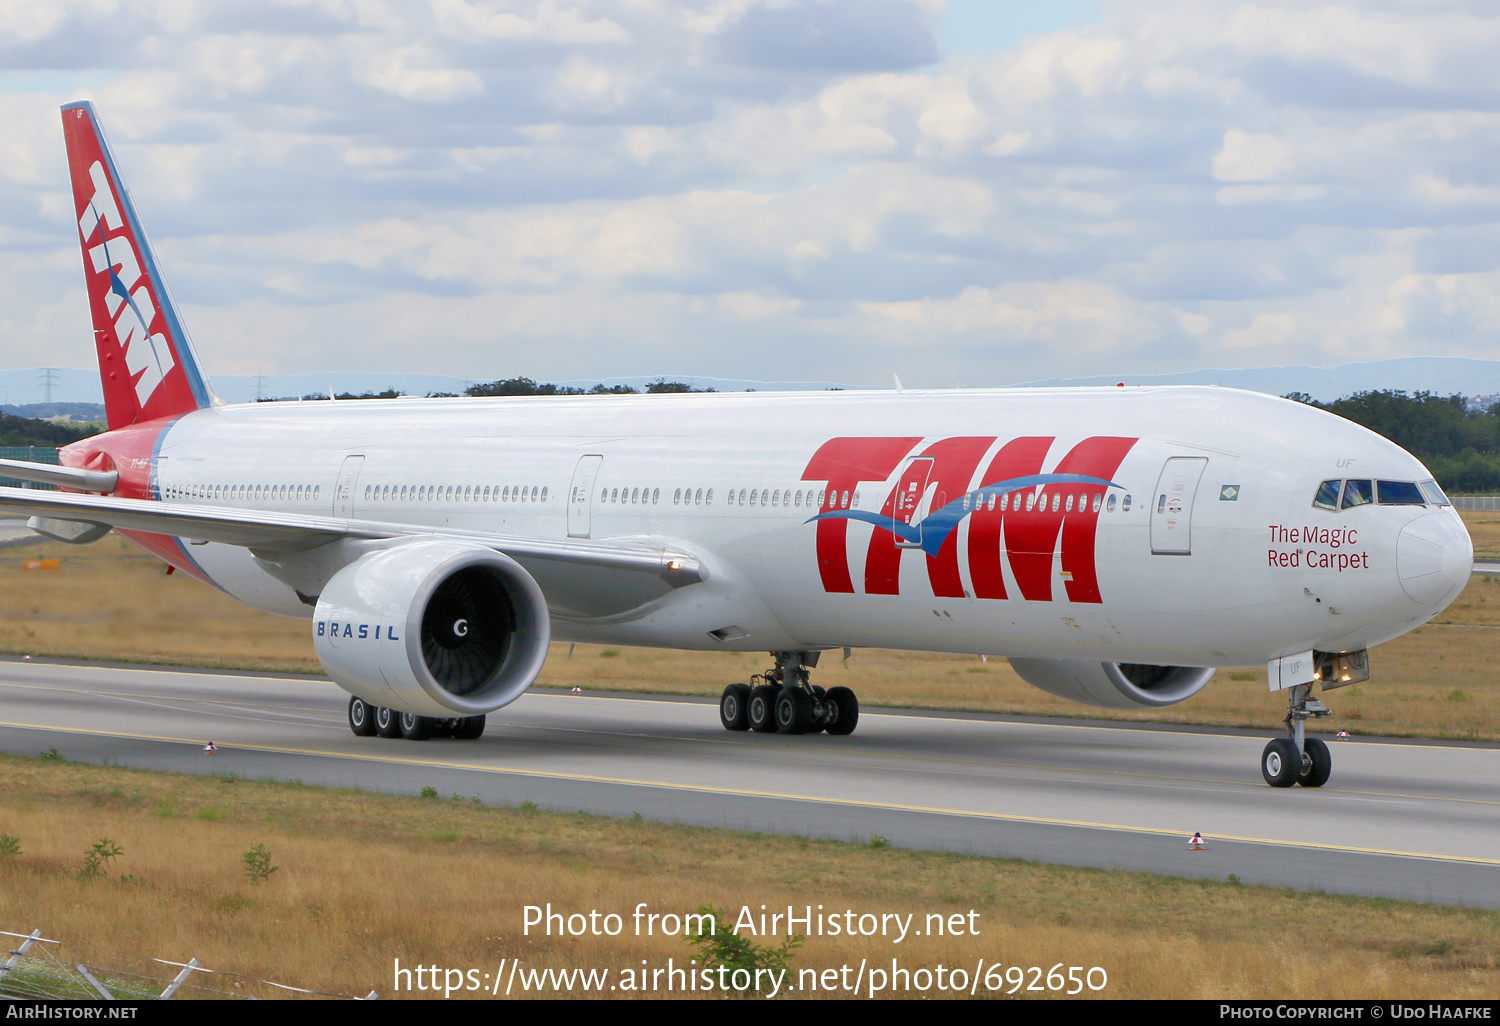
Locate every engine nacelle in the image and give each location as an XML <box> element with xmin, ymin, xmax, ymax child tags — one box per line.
<box><xmin>313</xmin><ymin>539</ymin><xmax>551</xmax><ymax>717</ymax></box>
<box><xmin>1008</xmin><ymin>658</ymin><xmax>1214</xmax><ymax>710</ymax></box>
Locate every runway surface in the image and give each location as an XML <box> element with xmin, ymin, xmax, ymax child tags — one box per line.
<box><xmin>2</xmin><ymin>658</ymin><xmax>1497</xmax><ymax>908</ymax></box>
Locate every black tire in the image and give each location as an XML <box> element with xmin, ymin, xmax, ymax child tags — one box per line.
<box><xmin>807</xmin><ymin>685</ymin><xmax>827</xmax><ymax>734</ymax></box>
<box><xmin>374</xmin><ymin>706</ymin><xmax>401</xmax><ymax>739</ymax></box>
<box><xmin>824</xmin><ymin>686</ymin><xmax>859</xmax><ymax>736</ymax></box>
<box><xmin>775</xmin><ymin>688</ymin><xmax>814</xmax><ymax>735</ymax></box>
<box><xmin>348</xmin><ymin>696</ymin><xmax>377</xmax><ymax>737</ymax></box>
<box><xmin>1261</xmin><ymin>738</ymin><xmax>1300</xmax><ymax>787</ymax></box>
<box><xmin>452</xmin><ymin>715</ymin><xmax>485</xmax><ymax>740</ymax></box>
<box><xmin>1300</xmin><ymin>736</ymin><xmax>1332</xmax><ymax>787</ymax></box>
<box><xmin>748</xmin><ymin>685</ymin><xmax>778</xmax><ymax>733</ymax></box>
<box><xmin>400</xmin><ymin>711</ymin><xmax>438</xmax><ymax>741</ymax></box>
<box><xmin>720</xmin><ymin>683</ymin><xmax>751</xmax><ymax>731</ymax></box>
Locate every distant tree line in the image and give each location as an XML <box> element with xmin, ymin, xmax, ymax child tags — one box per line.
<box><xmin>257</xmin><ymin>378</ymin><xmax>715</xmax><ymax>401</ymax></box>
<box><xmin>1285</xmin><ymin>390</ymin><xmax>1500</xmax><ymax>492</ymax></box>
<box><xmin>457</xmin><ymin>377</ymin><xmax>713</xmax><ymax>397</ymax></box>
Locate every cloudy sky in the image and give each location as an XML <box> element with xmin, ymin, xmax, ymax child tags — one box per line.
<box><xmin>0</xmin><ymin>0</ymin><xmax>1496</xmax><ymax>388</ymax></box>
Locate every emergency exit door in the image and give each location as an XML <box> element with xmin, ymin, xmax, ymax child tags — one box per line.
<box><xmin>334</xmin><ymin>455</ymin><xmax>364</xmax><ymax>517</ymax></box>
<box><xmin>1150</xmin><ymin>457</ymin><xmax>1207</xmax><ymax>555</ymax></box>
<box><xmin>891</xmin><ymin>456</ymin><xmax>933</xmax><ymax>548</ymax></box>
<box><xmin>568</xmin><ymin>455</ymin><xmax>604</xmax><ymax>538</ymax></box>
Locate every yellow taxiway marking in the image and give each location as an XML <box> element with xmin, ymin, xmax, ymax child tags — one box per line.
<box><xmin>2</xmin><ymin>718</ymin><xmax>1498</xmax><ymax>869</ymax></box>
<box><xmin>508</xmin><ymin>720</ymin><xmax>1500</xmax><ymax>809</ymax></box>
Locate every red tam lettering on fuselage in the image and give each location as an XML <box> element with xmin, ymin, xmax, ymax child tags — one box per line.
<box><xmin>801</xmin><ymin>437</ymin><xmax>921</xmax><ymax>593</ymax></box>
<box><xmin>865</xmin><ymin>436</ymin><xmax>993</xmax><ymax>597</ymax></box>
<box><xmin>803</xmin><ymin>435</ymin><xmax>1138</xmax><ymax>603</ymax></box>
<box><xmin>967</xmin><ymin>436</ymin><xmax>1054</xmax><ymax>600</ymax></box>
<box><xmin>1046</xmin><ymin>436</ymin><xmax>1136</xmax><ymax>603</ymax></box>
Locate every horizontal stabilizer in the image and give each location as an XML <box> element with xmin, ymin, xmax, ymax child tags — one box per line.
<box><xmin>0</xmin><ymin>457</ymin><xmax>118</xmax><ymax>493</ymax></box>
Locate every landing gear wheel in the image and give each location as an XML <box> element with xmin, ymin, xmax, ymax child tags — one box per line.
<box><xmin>720</xmin><ymin>683</ymin><xmax>751</xmax><ymax>731</ymax></box>
<box><xmin>348</xmin><ymin>697</ymin><xmax>377</xmax><ymax>737</ymax></box>
<box><xmin>1261</xmin><ymin>738</ymin><xmax>1300</xmax><ymax>787</ymax></box>
<box><xmin>748</xmin><ymin>685</ymin><xmax>778</xmax><ymax>733</ymax></box>
<box><xmin>1299</xmin><ymin>736</ymin><xmax>1332</xmax><ymax>788</ymax></box>
<box><xmin>823</xmin><ymin>686</ymin><xmax>859</xmax><ymax>736</ymax></box>
<box><xmin>775</xmin><ymin>688</ymin><xmax>815</xmax><ymax>735</ymax></box>
<box><xmin>400</xmin><ymin>711</ymin><xmax>438</xmax><ymax>740</ymax></box>
<box><xmin>452</xmin><ymin>715</ymin><xmax>485</xmax><ymax>741</ymax></box>
<box><xmin>806</xmin><ymin>685</ymin><xmax>828</xmax><ymax>734</ymax></box>
<box><xmin>374</xmin><ymin>706</ymin><xmax>401</xmax><ymax>739</ymax></box>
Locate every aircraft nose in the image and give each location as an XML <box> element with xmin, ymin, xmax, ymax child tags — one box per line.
<box><xmin>1396</xmin><ymin>512</ymin><xmax>1472</xmax><ymax>607</ymax></box>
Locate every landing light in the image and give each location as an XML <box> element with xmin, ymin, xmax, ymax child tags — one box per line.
<box><xmin>1313</xmin><ymin>650</ymin><xmax>1369</xmax><ymax>689</ymax></box>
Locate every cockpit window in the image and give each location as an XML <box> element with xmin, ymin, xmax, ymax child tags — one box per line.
<box><xmin>1340</xmin><ymin>479</ymin><xmax>1374</xmax><ymax>509</ymax></box>
<box><xmin>1419</xmin><ymin>480</ymin><xmax>1450</xmax><ymax>506</ymax></box>
<box><xmin>1312</xmin><ymin>480</ymin><xmax>1341</xmax><ymax>511</ymax></box>
<box><xmin>1376</xmin><ymin>480</ymin><xmax>1425</xmax><ymax>505</ymax></box>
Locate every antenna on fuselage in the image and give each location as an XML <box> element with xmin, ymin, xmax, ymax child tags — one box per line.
<box><xmin>893</xmin><ymin>373</ymin><xmax>904</xmax><ymax>394</ymax></box>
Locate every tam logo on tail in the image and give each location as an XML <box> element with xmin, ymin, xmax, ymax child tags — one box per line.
<box><xmin>62</xmin><ymin>101</ymin><xmax>215</xmax><ymax>429</ymax></box>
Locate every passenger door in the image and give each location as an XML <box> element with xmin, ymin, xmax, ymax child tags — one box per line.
<box><xmin>1150</xmin><ymin>457</ymin><xmax>1207</xmax><ymax>555</ymax></box>
<box><xmin>568</xmin><ymin>455</ymin><xmax>604</xmax><ymax>538</ymax></box>
<box><xmin>334</xmin><ymin>455</ymin><xmax>364</xmax><ymax>517</ymax></box>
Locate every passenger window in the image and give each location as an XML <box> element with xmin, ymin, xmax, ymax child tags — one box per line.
<box><xmin>1341</xmin><ymin>479</ymin><xmax>1374</xmax><ymax>509</ymax></box>
<box><xmin>1377</xmin><ymin>481</ymin><xmax>1425</xmax><ymax>505</ymax></box>
<box><xmin>1122</xmin><ymin>494</ymin><xmax>1131</xmax><ymax>512</ymax></box>
<box><xmin>1312</xmin><ymin>480</ymin><xmax>1340</xmax><ymax>511</ymax></box>
<box><xmin>1419</xmin><ymin>480</ymin><xmax>1450</xmax><ymax>506</ymax></box>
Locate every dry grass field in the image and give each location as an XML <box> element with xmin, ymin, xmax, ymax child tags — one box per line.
<box><xmin>3</xmin><ymin>526</ymin><xmax>1499</xmax><ymax>740</ymax></box>
<box><xmin>0</xmin><ymin>755</ymin><xmax>1495</xmax><ymax>1000</ymax></box>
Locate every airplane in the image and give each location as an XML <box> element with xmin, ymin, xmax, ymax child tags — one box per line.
<box><xmin>0</xmin><ymin>101</ymin><xmax>1474</xmax><ymax>788</ymax></box>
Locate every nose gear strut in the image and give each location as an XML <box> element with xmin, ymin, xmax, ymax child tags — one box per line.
<box><xmin>1261</xmin><ymin>682</ymin><xmax>1333</xmax><ymax>788</ymax></box>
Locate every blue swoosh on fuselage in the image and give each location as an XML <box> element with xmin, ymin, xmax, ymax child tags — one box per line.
<box><xmin>806</xmin><ymin>473</ymin><xmax>1124</xmax><ymax>558</ymax></box>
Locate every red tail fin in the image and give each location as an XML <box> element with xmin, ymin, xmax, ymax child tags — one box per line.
<box><xmin>62</xmin><ymin>101</ymin><xmax>217</xmax><ymax>430</ymax></box>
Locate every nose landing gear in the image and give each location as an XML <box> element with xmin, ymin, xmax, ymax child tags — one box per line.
<box><xmin>719</xmin><ymin>651</ymin><xmax>860</xmax><ymax>736</ymax></box>
<box><xmin>1261</xmin><ymin>683</ymin><xmax>1332</xmax><ymax>787</ymax></box>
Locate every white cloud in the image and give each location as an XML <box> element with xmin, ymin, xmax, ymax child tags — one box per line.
<box><xmin>432</xmin><ymin>0</ymin><xmax>631</xmax><ymax>44</ymax></box>
<box><xmin>2</xmin><ymin>0</ymin><xmax>1500</xmax><ymax>388</ymax></box>
<box><xmin>351</xmin><ymin>43</ymin><xmax>484</xmax><ymax>102</ymax></box>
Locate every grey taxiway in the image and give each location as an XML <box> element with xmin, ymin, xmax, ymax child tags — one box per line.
<box><xmin>1</xmin><ymin>658</ymin><xmax>1496</xmax><ymax>908</ymax></box>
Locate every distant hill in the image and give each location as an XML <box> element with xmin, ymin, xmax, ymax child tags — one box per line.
<box><xmin>9</xmin><ymin>356</ymin><xmax>1500</xmax><ymax>407</ymax></box>
<box><xmin>1015</xmin><ymin>357</ymin><xmax>1500</xmax><ymax>402</ymax></box>
<box><xmin>0</xmin><ymin>402</ymin><xmax>105</xmax><ymax>423</ymax></box>
<box><xmin>0</xmin><ymin>368</ymin><xmax>856</xmax><ymax>406</ymax></box>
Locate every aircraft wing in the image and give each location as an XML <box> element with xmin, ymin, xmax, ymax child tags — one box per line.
<box><xmin>0</xmin><ymin>483</ymin><xmax>705</xmax><ymax>588</ymax></box>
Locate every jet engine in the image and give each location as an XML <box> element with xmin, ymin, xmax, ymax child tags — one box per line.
<box><xmin>312</xmin><ymin>539</ymin><xmax>551</xmax><ymax>717</ymax></box>
<box><xmin>1008</xmin><ymin>658</ymin><xmax>1214</xmax><ymax>710</ymax></box>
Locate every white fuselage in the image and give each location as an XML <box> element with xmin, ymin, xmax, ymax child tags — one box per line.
<box><xmin>124</xmin><ymin>385</ymin><xmax>1470</xmax><ymax>669</ymax></box>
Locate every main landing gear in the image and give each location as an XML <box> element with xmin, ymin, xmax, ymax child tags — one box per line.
<box><xmin>347</xmin><ymin>696</ymin><xmax>485</xmax><ymax>741</ymax></box>
<box><xmin>1261</xmin><ymin>683</ymin><xmax>1332</xmax><ymax>788</ymax></box>
<box><xmin>719</xmin><ymin>651</ymin><xmax>859</xmax><ymax>737</ymax></box>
